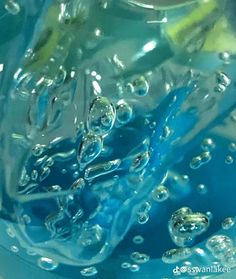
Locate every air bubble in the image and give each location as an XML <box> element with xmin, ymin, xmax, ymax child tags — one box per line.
<box><xmin>201</xmin><ymin>138</ymin><xmax>216</xmax><ymax>151</ymax></box>
<box><xmin>228</xmin><ymin>143</ymin><xmax>236</xmax><ymax>152</ymax></box>
<box><xmin>137</xmin><ymin>212</ymin><xmax>149</xmax><ymax>225</ymax></box>
<box><xmin>215</xmin><ymin>71</ymin><xmax>231</xmax><ymax>93</ymax></box>
<box><xmin>6</xmin><ymin>227</ymin><xmax>15</xmax><ymax>238</ymax></box>
<box><xmin>121</xmin><ymin>262</ymin><xmax>131</xmax><ymax>269</ymax></box>
<box><xmin>190</xmin><ymin>152</ymin><xmax>211</xmax><ymax>169</ymax></box>
<box><xmin>116</xmin><ymin>100</ymin><xmax>133</xmax><ymax>124</ymax></box>
<box><xmin>80</xmin><ymin>266</ymin><xmax>98</xmax><ymax>277</ymax></box>
<box><xmin>71</xmin><ymin>178</ymin><xmax>85</xmax><ymax>191</ymax></box>
<box><xmin>169</xmin><ymin>207</ymin><xmax>209</xmax><ymax>246</ymax></box>
<box><xmin>152</xmin><ymin>185</ymin><xmax>169</xmax><ymax>202</ymax></box>
<box><xmin>130</xmin><ymin>151</ymin><xmax>150</xmax><ymax>173</ymax></box>
<box><xmin>206</xmin><ymin>235</ymin><xmax>233</xmax><ymax>259</ymax></box>
<box><xmin>222</xmin><ymin>217</ymin><xmax>235</xmax><ymax>230</ymax></box>
<box><xmin>129</xmin><ymin>264</ymin><xmax>140</xmax><ymax>272</ymax></box>
<box><xmin>225</xmin><ymin>155</ymin><xmax>234</xmax><ymax>165</ymax></box>
<box><xmin>78</xmin><ymin>225</ymin><xmax>103</xmax><ymax>247</ymax></box>
<box><xmin>132</xmin><ymin>235</ymin><xmax>144</xmax><ymax>244</ymax></box>
<box><xmin>5</xmin><ymin>0</ymin><xmax>20</xmax><ymax>15</ymax></box>
<box><xmin>10</xmin><ymin>245</ymin><xmax>19</xmax><ymax>253</ymax></box>
<box><xmin>219</xmin><ymin>52</ymin><xmax>231</xmax><ymax>64</ymax></box>
<box><xmin>87</xmin><ymin>97</ymin><xmax>116</xmax><ymax>136</ymax></box>
<box><xmin>32</xmin><ymin>144</ymin><xmax>45</xmax><ymax>157</ymax></box>
<box><xmin>162</xmin><ymin>248</ymin><xmax>192</xmax><ymax>264</ymax></box>
<box><xmin>132</xmin><ymin>76</ymin><xmax>149</xmax><ymax>96</ymax></box>
<box><xmin>130</xmin><ymin>252</ymin><xmax>150</xmax><ymax>264</ymax></box>
<box><xmin>196</xmin><ymin>184</ymin><xmax>207</xmax><ymax>195</ymax></box>
<box><xmin>38</xmin><ymin>257</ymin><xmax>59</xmax><ymax>271</ymax></box>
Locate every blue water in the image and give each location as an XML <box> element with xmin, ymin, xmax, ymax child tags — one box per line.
<box><xmin>1</xmin><ymin>0</ymin><xmax>236</xmax><ymax>278</ymax></box>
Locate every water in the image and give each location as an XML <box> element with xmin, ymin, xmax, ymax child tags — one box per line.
<box><xmin>0</xmin><ymin>0</ymin><xmax>236</xmax><ymax>278</ymax></box>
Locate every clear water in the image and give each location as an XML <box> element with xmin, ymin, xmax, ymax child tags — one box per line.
<box><xmin>0</xmin><ymin>0</ymin><xmax>236</xmax><ymax>278</ymax></box>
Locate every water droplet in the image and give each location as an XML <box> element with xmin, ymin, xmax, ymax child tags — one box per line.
<box><xmin>206</xmin><ymin>235</ymin><xmax>233</xmax><ymax>259</ymax></box>
<box><xmin>228</xmin><ymin>143</ymin><xmax>236</xmax><ymax>152</ymax></box>
<box><xmin>5</xmin><ymin>0</ymin><xmax>20</xmax><ymax>15</ymax></box>
<box><xmin>162</xmin><ymin>248</ymin><xmax>192</xmax><ymax>264</ymax></box>
<box><xmin>201</xmin><ymin>138</ymin><xmax>216</xmax><ymax>151</ymax></box>
<box><xmin>137</xmin><ymin>212</ymin><xmax>149</xmax><ymax>225</ymax></box>
<box><xmin>132</xmin><ymin>76</ymin><xmax>149</xmax><ymax>97</ymax></box>
<box><xmin>132</xmin><ymin>235</ymin><xmax>144</xmax><ymax>244</ymax></box>
<box><xmin>129</xmin><ymin>264</ymin><xmax>140</xmax><ymax>272</ymax></box>
<box><xmin>87</xmin><ymin>97</ymin><xmax>116</xmax><ymax>136</ymax></box>
<box><xmin>222</xmin><ymin>217</ymin><xmax>235</xmax><ymax>230</ymax></box>
<box><xmin>130</xmin><ymin>252</ymin><xmax>150</xmax><ymax>264</ymax></box>
<box><xmin>130</xmin><ymin>151</ymin><xmax>150</xmax><ymax>173</ymax></box>
<box><xmin>121</xmin><ymin>262</ymin><xmax>131</xmax><ymax>269</ymax></box>
<box><xmin>80</xmin><ymin>266</ymin><xmax>98</xmax><ymax>277</ymax></box>
<box><xmin>152</xmin><ymin>185</ymin><xmax>169</xmax><ymax>202</ymax></box>
<box><xmin>38</xmin><ymin>257</ymin><xmax>59</xmax><ymax>271</ymax></box>
<box><xmin>225</xmin><ymin>155</ymin><xmax>234</xmax><ymax>165</ymax></box>
<box><xmin>10</xmin><ymin>245</ymin><xmax>19</xmax><ymax>253</ymax></box>
<box><xmin>196</xmin><ymin>184</ymin><xmax>207</xmax><ymax>195</ymax></box>
<box><xmin>116</xmin><ymin>100</ymin><xmax>133</xmax><ymax>124</ymax></box>
<box><xmin>78</xmin><ymin>135</ymin><xmax>103</xmax><ymax>167</ymax></box>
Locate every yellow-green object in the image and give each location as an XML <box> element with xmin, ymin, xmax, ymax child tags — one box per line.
<box><xmin>166</xmin><ymin>0</ymin><xmax>236</xmax><ymax>53</ymax></box>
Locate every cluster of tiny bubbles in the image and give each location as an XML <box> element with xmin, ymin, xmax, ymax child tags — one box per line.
<box><xmin>225</xmin><ymin>155</ymin><xmax>234</xmax><ymax>165</ymax></box>
<box><xmin>196</xmin><ymin>184</ymin><xmax>208</xmax><ymax>195</ymax></box>
<box><xmin>78</xmin><ymin>134</ymin><xmax>103</xmax><ymax>167</ymax></box>
<box><xmin>152</xmin><ymin>184</ymin><xmax>169</xmax><ymax>202</ymax></box>
<box><xmin>201</xmin><ymin>138</ymin><xmax>216</xmax><ymax>151</ymax></box>
<box><xmin>189</xmin><ymin>152</ymin><xmax>212</xmax><ymax>170</ymax></box>
<box><xmin>127</xmin><ymin>76</ymin><xmax>149</xmax><ymax>97</ymax></box>
<box><xmin>10</xmin><ymin>245</ymin><xmax>19</xmax><ymax>253</ymax></box>
<box><xmin>115</xmin><ymin>100</ymin><xmax>133</xmax><ymax>125</ymax></box>
<box><xmin>222</xmin><ymin>217</ymin><xmax>235</xmax><ymax>230</ymax></box>
<box><xmin>228</xmin><ymin>142</ymin><xmax>236</xmax><ymax>152</ymax></box>
<box><xmin>4</xmin><ymin>0</ymin><xmax>20</xmax><ymax>15</ymax></box>
<box><xmin>130</xmin><ymin>252</ymin><xmax>150</xmax><ymax>264</ymax></box>
<box><xmin>162</xmin><ymin>247</ymin><xmax>192</xmax><ymax>264</ymax></box>
<box><xmin>80</xmin><ymin>266</ymin><xmax>98</xmax><ymax>277</ymax></box>
<box><xmin>87</xmin><ymin>96</ymin><xmax>116</xmax><ymax>136</ymax></box>
<box><xmin>132</xmin><ymin>235</ymin><xmax>144</xmax><ymax>245</ymax></box>
<box><xmin>214</xmin><ymin>71</ymin><xmax>231</xmax><ymax>93</ymax></box>
<box><xmin>168</xmin><ymin>207</ymin><xmax>209</xmax><ymax>247</ymax></box>
<box><xmin>37</xmin><ymin>257</ymin><xmax>59</xmax><ymax>271</ymax></box>
<box><xmin>206</xmin><ymin>235</ymin><xmax>233</xmax><ymax>260</ymax></box>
